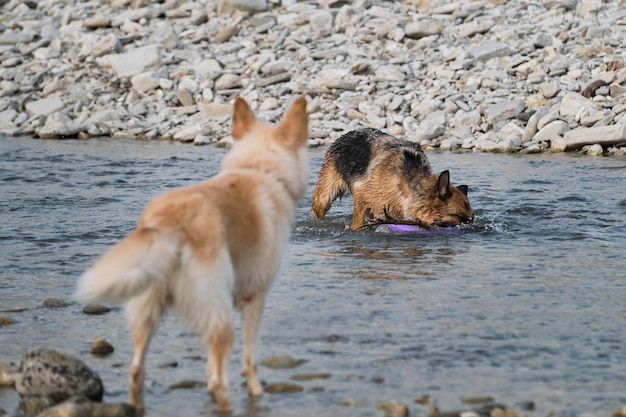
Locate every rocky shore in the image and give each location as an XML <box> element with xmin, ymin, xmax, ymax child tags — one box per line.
<box><xmin>3</xmin><ymin>0</ymin><xmax>626</xmax><ymax>155</ymax></box>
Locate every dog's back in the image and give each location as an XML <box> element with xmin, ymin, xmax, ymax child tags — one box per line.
<box><xmin>312</xmin><ymin>128</ymin><xmax>473</xmax><ymax>229</ymax></box>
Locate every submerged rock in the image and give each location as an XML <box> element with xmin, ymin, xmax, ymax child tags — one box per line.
<box><xmin>81</xmin><ymin>304</ymin><xmax>112</xmax><ymax>316</ymax></box>
<box><xmin>260</xmin><ymin>355</ymin><xmax>307</xmax><ymax>369</ymax></box>
<box><xmin>36</xmin><ymin>396</ymin><xmax>135</xmax><ymax>417</ymax></box>
<box><xmin>90</xmin><ymin>338</ymin><xmax>114</xmax><ymax>356</ymax></box>
<box><xmin>264</xmin><ymin>382</ymin><xmax>303</xmax><ymax>394</ymax></box>
<box><xmin>42</xmin><ymin>298</ymin><xmax>69</xmax><ymax>308</ymax></box>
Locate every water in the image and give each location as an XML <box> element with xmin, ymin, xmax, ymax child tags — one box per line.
<box><xmin>1</xmin><ymin>136</ymin><xmax>625</xmax><ymax>417</ymax></box>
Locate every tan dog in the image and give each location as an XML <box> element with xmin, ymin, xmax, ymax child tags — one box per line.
<box><xmin>312</xmin><ymin>128</ymin><xmax>473</xmax><ymax>230</ymax></box>
<box><xmin>76</xmin><ymin>97</ymin><xmax>309</xmax><ymax>412</ymax></box>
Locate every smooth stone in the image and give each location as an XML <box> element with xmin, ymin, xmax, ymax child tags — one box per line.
<box><xmin>559</xmin><ymin>92</ymin><xmax>596</xmax><ymax>118</ymax></box>
<box><xmin>42</xmin><ymin>298</ymin><xmax>69</xmax><ymax>308</ymax></box>
<box><xmin>82</xmin><ymin>304</ymin><xmax>112</xmax><ymax>315</ymax></box>
<box><xmin>90</xmin><ymin>337</ymin><xmax>114</xmax><ymax>355</ymax></box>
<box><xmin>260</xmin><ymin>355</ymin><xmax>307</xmax><ymax>369</ymax></box>
<box><xmin>168</xmin><ymin>380</ymin><xmax>205</xmax><ymax>389</ymax></box>
<box><xmin>485</xmin><ymin>99</ymin><xmax>526</xmax><ymax>125</ymax></box>
<box><xmin>553</xmin><ymin>125</ymin><xmax>626</xmax><ymax>151</ymax></box>
<box><xmin>215</xmin><ymin>73</ymin><xmax>242</xmax><ymax>90</ymax></box>
<box><xmin>532</xmin><ymin>120</ymin><xmax>569</xmax><ymax>142</ymax></box>
<box><xmin>217</xmin><ymin>0</ymin><xmax>267</xmax><ymax>15</ymax></box>
<box><xmin>290</xmin><ymin>373</ymin><xmax>331</xmax><ymax>381</ymax></box>
<box><xmin>0</xmin><ymin>316</ymin><xmax>15</xmax><ymax>326</ymax></box>
<box><xmin>25</xmin><ymin>98</ymin><xmax>64</xmax><ymax>116</ymax></box>
<box><xmin>264</xmin><ymin>382</ymin><xmax>303</xmax><ymax>393</ymax></box>
<box><xmin>99</xmin><ymin>45</ymin><xmax>162</xmax><ymax>78</ymax></box>
<box><xmin>468</xmin><ymin>42</ymin><xmax>511</xmax><ymax>62</ymax></box>
<box><xmin>131</xmin><ymin>72</ymin><xmax>159</xmax><ymax>93</ymax></box>
<box><xmin>405</xmin><ymin>20</ymin><xmax>443</xmax><ymax>39</ymax></box>
<box><xmin>0</xmin><ymin>362</ymin><xmax>14</xmax><ymax>386</ymax></box>
<box><xmin>38</xmin><ymin>113</ymin><xmax>80</xmax><ymax>139</ymax></box>
<box><xmin>377</xmin><ymin>401</ymin><xmax>409</xmax><ymax>417</ymax></box>
<box><xmin>585</xmin><ymin>143</ymin><xmax>604</xmax><ymax>155</ymax></box>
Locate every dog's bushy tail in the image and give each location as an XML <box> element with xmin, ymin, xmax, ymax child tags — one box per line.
<box><xmin>311</xmin><ymin>159</ymin><xmax>348</xmax><ymax>218</ymax></box>
<box><xmin>75</xmin><ymin>228</ymin><xmax>179</xmax><ymax>304</ymax></box>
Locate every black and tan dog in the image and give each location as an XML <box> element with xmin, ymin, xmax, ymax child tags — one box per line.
<box><xmin>312</xmin><ymin>128</ymin><xmax>473</xmax><ymax>230</ymax></box>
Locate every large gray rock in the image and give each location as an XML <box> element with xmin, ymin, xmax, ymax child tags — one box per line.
<box><xmin>552</xmin><ymin>125</ymin><xmax>626</xmax><ymax>151</ymax></box>
<box><xmin>14</xmin><ymin>349</ymin><xmax>103</xmax><ymax>415</ymax></box>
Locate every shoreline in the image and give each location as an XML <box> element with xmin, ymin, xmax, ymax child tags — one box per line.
<box><xmin>2</xmin><ymin>0</ymin><xmax>626</xmax><ymax>156</ymax></box>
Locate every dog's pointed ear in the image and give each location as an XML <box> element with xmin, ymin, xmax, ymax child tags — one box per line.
<box><xmin>279</xmin><ymin>97</ymin><xmax>308</xmax><ymax>147</ymax></box>
<box><xmin>457</xmin><ymin>184</ymin><xmax>469</xmax><ymax>196</ymax></box>
<box><xmin>437</xmin><ymin>170</ymin><xmax>451</xmax><ymax>199</ymax></box>
<box><xmin>231</xmin><ymin>97</ymin><xmax>256</xmax><ymax>140</ymax></box>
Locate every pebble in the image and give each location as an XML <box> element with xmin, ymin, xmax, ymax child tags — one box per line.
<box><xmin>81</xmin><ymin>304</ymin><xmax>113</xmax><ymax>315</ymax></box>
<box><xmin>1</xmin><ymin>0</ymin><xmax>626</xmax><ymax>157</ymax></box>
<box><xmin>290</xmin><ymin>373</ymin><xmax>331</xmax><ymax>381</ymax></box>
<box><xmin>42</xmin><ymin>298</ymin><xmax>69</xmax><ymax>308</ymax></box>
<box><xmin>90</xmin><ymin>337</ymin><xmax>114</xmax><ymax>355</ymax></box>
<box><xmin>264</xmin><ymin>382</ymin><xmax>303</xmax><ymax>394</ymax></box>
<box><xmin>0</xmin><ymin>362</ymin><xmax>14</xmax><ymax>387</ymax></box>
<box><xmin>376</xmin><ymin>401</ymin><xmax>409</xmax><ymax>417</ymax></box>
<box><xmin>0</xmin><ymin>316</ymin><xmax>15</xmax><ymax>326</ymax></box>
<box><xmin>259</xmin><ymin>355</ymin><xmax>307</xmax><ymax>369</ymax></box>
<box><xmin>168</xmin><ymin>380</ymin><xmax>205</xmax><ymax>390</ymax></box>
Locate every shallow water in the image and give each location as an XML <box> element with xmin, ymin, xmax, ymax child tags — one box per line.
<box><xmin>1</xmin><ymin>136</ymin><xmax>625</xmax><ymax>417</ymax></box>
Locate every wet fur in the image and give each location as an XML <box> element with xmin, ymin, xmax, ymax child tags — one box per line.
<box><xmin>76</xmin><ymin>97</ymin><xmax>309</xmax><ymax>412</ymax></box>
<box><xmin>312</xmin><ymin>128</ymin><xmax>473</xmax><ymax>229</ymax></box>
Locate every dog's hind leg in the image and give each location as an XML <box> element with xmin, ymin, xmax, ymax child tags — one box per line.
<box><xmin>207</xmin><ymin>321</ymin><xmax>234</xmax><ymax>411</ymax></box>
<box><xmin>311</xmin><ymin>160</ymin><xmax>348</xmax><ymax>219</ymax></box>
<box><xmin>126</xmin><ymin>286</ymin><xmax>168</xmax><ymax>414</ymax></box>
<box><xmin>240</xmin><ymin>291</ymin><xmax>267</xmax><ymax>397</ymax></box>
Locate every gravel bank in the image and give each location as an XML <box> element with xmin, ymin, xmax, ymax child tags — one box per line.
<box><xmin>2</xmin><ymin>0</ymin><xmax>626</xmax><ymax>155</ymax></box>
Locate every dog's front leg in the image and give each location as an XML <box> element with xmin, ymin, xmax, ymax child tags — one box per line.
<box><xmin>240</xmin><ymin>292</ymin><xmax>266</xmax><ymax>397</ymax></box>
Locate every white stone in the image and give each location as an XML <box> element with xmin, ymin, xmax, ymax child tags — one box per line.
<box><xmin>540</xmin><ymin>81</ymin><xmax>560</xmax><ymax>99</ymax></box>
<box><xmin>468</xmin><ymin>42</ymin><xmax>511</xmax><ymax>62</ymax></box>
<box><xmin>131</xmin><ymin>72</ymin><xmax>159</xmax><ymax>93</ymax></box>
<box><xmin>375</xmin><ymin>65</ymin><xmax>406</xmax><ymax>82</ymax></box>
<box><xmin>217</xmin><ymin>0</ymin><xmax>267</xmax><ymax>15</ymax></box>
<box><xmin>553</xmin><ymin>125</ymin><xmax>626</xmax><ymax>151</ymax></box>
<box><xmin>415</xmin><ymin>110</ymin><xmax>446</xmax><ymax>142</ymax></box>
<box><xmin>532</xmin><ymin>120</ymin><xmax>569</xmax><ymax>142</ymax></box>
<box><xmin>522</xmin><ymin>107</ymin><xmax>549</xmax><ymax>142</ymax></box>
<box><xmin>453</xmin><ymin>109</ymin><xmax>481</xmax><ymax>128</ymax></box>
<box><xmin>405</xmin><ymin>20</ymin><xmax>443</xmax><ymax>39</ymax></box>
<box><xmin>309</xmin><ymin>11</ymin><xmax>333</xmax><ymax>37</ymax></box>
<box><xmin>99</xmin><ymin>45</ymin><xmax>162</xmax><ymax>78</ymax></box>
<box><xmin>485</xmin><ymin>99</ymin><xmax>525</xmax><ymax>125</ymax></box>
<box><xmin>585</xmin><ymin>143</ymin><xmax>604</xmax><ymax>155</ymax></box>
<box><xmin>215</xmin><ymin>73</ymin><xmax>241</xmax><ymax>90</ymax></box>
<box><xmin>25</xmin><ymin>98</ymin><xmax>64</xmax><ymax>116</ymax></box>
<box><xmin>195</xmin><ymin>59</ymin><xmax>222</xmax><ymax>79</ymax></box>
<box><xmin>559</xmin><ymin>92</ymin><xmax>596</xmax><ymax>119</ymax></box>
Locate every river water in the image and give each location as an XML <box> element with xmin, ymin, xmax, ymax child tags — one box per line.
<box><xmin>1</xmin><ymin>136</ymin><xmax>625</xmax><ymax>417</ymax></box>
